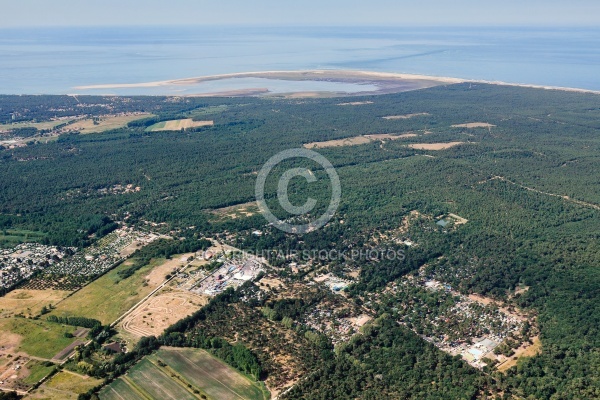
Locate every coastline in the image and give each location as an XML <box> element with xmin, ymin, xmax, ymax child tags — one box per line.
<box><xmin>72</xmin><ymin>69</ymin><xmax>600</xmax><ymax>96</ymax></box>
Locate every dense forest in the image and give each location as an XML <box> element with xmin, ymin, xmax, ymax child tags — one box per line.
<box><xmin>1</xmin><ymin>84</ymin><xmax>600</xmax><ymax>398</ymax></box>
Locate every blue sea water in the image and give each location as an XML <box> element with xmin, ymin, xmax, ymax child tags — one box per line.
<box><xmin>0</xmin><ymin>26</ymin><xmax>599</xmax><ymax>95</ymax></box>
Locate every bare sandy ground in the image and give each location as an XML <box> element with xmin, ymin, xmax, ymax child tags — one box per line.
<box><xmin>452</xmin><ymin>122</ymin><xmax>495</xmax><ymax>128</ymax></box>
<box><xmin>365</xmin><ymin>133</ymin><xmax>418</xmax><ymax>140</ymax></box>
<box><xmin>73</xmin><ymin>70</ymin><xmax>462</xmax><ymax>90</ymax></box>
<box><xmin>73</xmin><ymin>69</ymin><xmax>600</xmax><ymax>96</ymax></box>
<box><xmin>337</xmin><ymin>101</ymin><xmax>374</xmax><ymax>106</ymax></box>
<box><xmin>408</xmin><ymin>142</ymin><xmax>466</xmax><ymax>150</ymax></box>
<box><xmin>121</xmin><ymin>290</ymin><xmax>208</xmax><ymax>337</ymax></box>
<box><xmin>0</xmin><ymin>289</ymin><xmax>71</xmax><ymax>317</ymax></box>
<box><xmin>383</xmin><ymin>113</ymin><xmax>430</xmax><ymax>120</ymax></box>
<box><xmin>304</xmin><ymin>133</ymin><xmax>418</xmax><ymax>149</ymax></box>
<box><xmin>153</xmin><ymin>119</ymin><xmax>213</xmax><ymax>131</ymax></box>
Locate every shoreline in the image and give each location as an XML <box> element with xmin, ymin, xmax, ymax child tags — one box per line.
<box><xmin>72</xmin><ymin>69</ymin><xmax>600</xmax><ymax>96</ymax></box>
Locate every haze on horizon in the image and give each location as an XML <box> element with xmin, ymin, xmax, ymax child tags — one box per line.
<box><xmin>2</xmin><ymin>0</ymin><xmax>599</xmax><ymax>28</ymax></box>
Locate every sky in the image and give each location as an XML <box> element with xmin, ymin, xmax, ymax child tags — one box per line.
<box><xmin>2</xmin><ymin>0</ymin><xmax>599</xmax><ymax>27</ymax></box>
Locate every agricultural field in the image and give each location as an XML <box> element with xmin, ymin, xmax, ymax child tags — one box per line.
<box><xmin>65</xmin><ymin>114</ymin><xmax>152</xmax><ymax>134</ymax></box>
<box><xmin>48</xmin><ymin>257</ymin><xmax>168</xmax><ymax>325</ymax></box>
<box><xmin>145</xmin><ymin>118</ymin><xmax>214</xmax><ymax>131</ymax></box>
<box><xmin>0</xmin><ymin>318</ymin><xmax>79</xmax><ymax>359</ymax></box>
<box><xmin>0</xmin><ymin>119</ymin><xmax>69</xmax><ymax>132</ymax></box>
<box><xmin>99</xmin><ymin>347</ymin><xmax>268</xmax><ymax>400</ymax></box>
<box><xmin>28</xmin><ymin>370</ymin><xmax>104</xmax><ymax>400</ymax></box>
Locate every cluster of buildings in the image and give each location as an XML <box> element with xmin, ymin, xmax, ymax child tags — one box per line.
<box><xmin>192</xmin><ymin>254</ymin><xmax>264</xmax><ymax>296</ymax></box>
<box><xmin>0</xmin><ymin>243</ymin><xmax>74</xmax><ymax>289</ymax></box>
<box><xmin>303</xmin><ymin>306</ymin><xmax>370</xmax><ymax>345</ymax></box>
<box><xmin>31</xmin><ymin>227</ymin><xmax>157</xmax><ymax>279</ymax></box>
<box><xmin>313</xmin><ymin>273</ymin><xmax>352</xmax><ymax>293</ymax></box>
<box><xmin>98</xmin><ymin>184</ymin><xmax>142</xmax><ymax>195</ymax></box>
<box><xmin>392</xmin><ymin>276</ymin><xmax>525</xmax><ymax>369</ymax></box>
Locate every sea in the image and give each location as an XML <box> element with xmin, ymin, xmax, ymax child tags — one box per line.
<box><xmin>0</xmin><ymin>26</ymin><xmax>599</xmax><ymax>95</ymax></box>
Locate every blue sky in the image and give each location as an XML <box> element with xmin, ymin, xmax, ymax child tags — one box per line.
<box><xmin>2</xmin><ymin>0</ymin><xmax>599</xmax><ymax>27</ymax></box>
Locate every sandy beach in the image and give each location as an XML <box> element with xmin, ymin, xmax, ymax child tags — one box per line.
<box><xmin>73</xmin><ymin>69</ymin><xmax>600</xmax><ymax>96</ymax></box>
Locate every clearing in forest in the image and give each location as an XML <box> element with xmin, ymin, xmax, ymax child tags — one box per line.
<box><xmin>146</xmin><ymin>118</ymin><xmax>214</xmax><ymax>131</ymax></box>
<box><xmin>407</xmin><ymin>142</ymin><xmax>465</xmax><ymax>150</ymax></box>
<box><xmin>451</xmin><ymin>122</ymin><xmax>495</xmax><ymax>128</ymax></box>
<box><xmin>382</xmin><ymin>113</ymin><xmax>430</xmax><ymax>120</ymax></box>
<box><xmin>304</xmin><ymin>133</ymin><xmax>417</xmax><ymax>148</ymax></box>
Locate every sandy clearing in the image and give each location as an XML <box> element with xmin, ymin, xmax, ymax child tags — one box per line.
<box><xmin>149</xmin><ymin>119</ymin><xmax>213</xmax><ymax>131</ymax></box>
<box><xmin>121</xmin><ymin>291</ymin><xmax>209</xmax><ymax>338</ymax></box>
<box><xmin>0</xmin><ymin>289</ymin><xmax>72</xmax><ymax>317</ymax></box>
<box><xmin>209</xmin><ymin>201</ymin><xmax>259</xmax><ymax>221</ymax></box>
<box><xmin>447</xmin><ymin>213</ymin><xmax>468</xmax><ymax>225</ymax></box>
<box><xmin>145</xmin><ymin>254</ymin><xmax>195</xmax><ymax>287</ymax></box>
<box><xmin>304</xmin><ymin>133</ymin><xmax>417</xmax><ymax>148</ymax></box>
<box><xmin>451</xmin><ymin>122</ymin><xmax>496</xmax><ymax>128</ymax></box>
<box><xmin>304</xmin><ymin>136</ymin><xmax>372</xmax><ymax>148</ymax></box>
<box><xmin>0</xmin><ymin>332</ymin><xmax>22</xmax><ymax>353</ymax></box>
<box><xmin>407</xmin><ymin>142</ymin><xmax>465</xmax><ymax>150</ymax></box>
<box><xmin>337</xmin><ymin>101</ymin><xmax>374</xmax><ymax>106</ymax></box>
<box><xmin>349</xmin><ymin>315</ymin><xmax>372</xmax><ymax>327</ymax></box>
<box><xmin>364</xmin><ymin>133</ymin><xmax>418</xmax><ymax>140</ymax></box>
<box><xmin>383</xmin><ymin>113</ymin><xmax>430</xmax><ymax>120</ymax></box>
<box><xmin>119</xmin><ymin>240</ymin><xmax>147</xmax><ymax>257</ymax></box>
<box><xmin>64</xmin><ymin>114</ymin><xmax>151</xmax><ymax>134</ymax></box>
<box><xmin>497</xmin><ymin>336</ymin><xmax>541</xmax><ymax>372</ymax></box>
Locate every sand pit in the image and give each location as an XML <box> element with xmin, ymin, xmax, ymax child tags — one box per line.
<box><xmin>383</xmin><ymin>113</ymin><xmax>430</xmax><ymax>120</ymax></box>
<box><xmin>451</xmin><ymin>122</ymin><xmax>495</xmax><ymax>128</ymax></box>
<box><xmin>121</xmin><ymin>291</ymin><xmax>209</xmax><ymax>337</ymax></box>
<box><xmin>407</xmin><ymin>142</ymin><xmax>465</xmax><ymax>150</ymax></box>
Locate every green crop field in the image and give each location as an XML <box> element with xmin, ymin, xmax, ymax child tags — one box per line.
<box><xmin>100</xmin><ymin>347</ymin><xmax>268</xmax><ymax>400</ymax></box>
<box><xmin>128</xmin><ymin>358</ymin><xmax>197</xmax><ymax>399</ymax></box>
<box><xmin>153</xmin><ymin>347</ymin><xmax>268</xmax><ymax>400</ymax></box>
<box><xmin>99</xmin><ymin>378</ymin><xmax>147</xmax><ymax>400</ymax></box>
